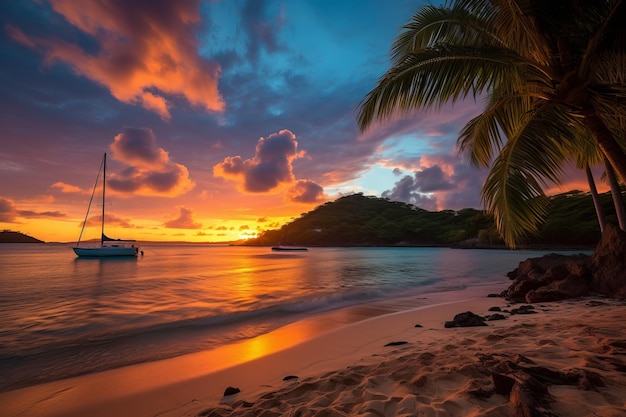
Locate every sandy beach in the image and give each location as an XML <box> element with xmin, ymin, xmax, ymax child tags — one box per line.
<box><xmin>2</xmin><ymin>285</ymin><xmax>625</xmax><ymax>417</ymax></box>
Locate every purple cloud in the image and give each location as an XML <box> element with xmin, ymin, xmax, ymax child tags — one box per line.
<box><xmin>0</xmin><ymin>197</ymin><xmax>17</xmax><ymax>222</ymax></box>
<box><xmin>382</xmin><ymin>154</ymin><xmax>486</xmax><ymax>211</ymax></box>
<box><xmin>287</xmin><ymin>180</ymin><xmax>325</xmax><ymax>203</ymax></box>
<box><xmin>214</xmin><ymin>129</ymin><xmax>324</xmax><ymax>197</ymax></box>
<box><xmin>0</xmin><ymin>196</ymin><xmax>66</xmax><ymax>222</ymax></box>
<box><xmin>108</xmin><ymin>128</ymin><xmax>195</xmax><ymax>196</ymax></box>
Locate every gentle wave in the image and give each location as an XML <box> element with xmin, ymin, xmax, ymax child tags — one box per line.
<box><xmin>0</xmin><ymin>245</ymin><xmax>589</xmax><ymax>391</ymax></box>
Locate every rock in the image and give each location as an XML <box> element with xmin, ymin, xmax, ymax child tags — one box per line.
<box><xmin>414</xmin><ymin>324</ymin><xmax>423</xmax><ymax>327</ymax></box>
<box><xmin>504</xmin><ymin>253</ymin><xmax>593</xmax><ymax>303</ymax></box>
<box><xmin>384</xmin><ymin>341</ymin><xmax>408</xmax><ymax>346</ymax></box>
<box><xmin>586</xmin><ymin>300</ymin><xmax>609</xmax><ymax>307</ymax></box>
<box><xmin>509</xmin><ymin>374</ymin><xmax>551</xmax><ymax>417</ymax></box>
<box><xmin>510</xmin><ymin>305</ymin><xmax>537</xmax><ymax>315</ymax></box>
<box><xmin>565</xmin><ymin>369</ymin><xmax>605</xmax><ymax>390</ymax></box>
<box><xmin>486</xmin><ymin>313</ymin><xmax>506</xmax><ymax>321</ymax></box>
<box><xmin>525</xmin><ymin>274</ymin><xmax>590</xmax><ymax>303</ymax></box>
<box><xmin>444</xmin><ymin>311</ymin><xmax>487</xmax><ymax>328</ymax></box>
<box><xmin>492</xmin><ymin>372</ymin><xmax>516</xmax><ymax>395</ymax></box>
<box><xmin>488</xmin><ymin>306</ymin><xmax>502</xmax><ymax>311</ymax></box>
<box><xmin>591</xmin><ymin>223</ymin><xmax>626</xmax><ymax>299</ymax></box>
<box><xmin>223</xmin><ymin>386</ymin><xmax>240</xmax><ymax>396</ymax></box>
<box><xmin>468</xmin><ymin>388</ymin><xmax>494</xmax><ymax>398</ymax></box>
<box><xmin>513</xmin><ymin>354</ymin><xmax>535</xmax><ymax>365</ymax></box>
<box><xmin>520</xmin><ymin>366</ymin><xmax>568</xmax><ymax>385</ymax></box>
<box><xmin>282</xmin><ymin>375</ymin><xmax>298</xmax><ymax>381</ymax></box>
<box><xmin>503</xmin><ymin>224</ymin><xmax>626</xmax><ymax>302</ymax></box>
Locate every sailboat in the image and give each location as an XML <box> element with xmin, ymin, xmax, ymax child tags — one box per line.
<box><xmin>73</xmin><ymin>153</ymin><xmax>139</xmax><ymax>257</ymax></box>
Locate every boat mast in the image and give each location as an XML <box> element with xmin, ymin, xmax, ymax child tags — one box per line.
<box><xmin>75</xmin><ymin>153</ymin><xmax>104</xmax><ymax>247</ymax></box>
<box><xmin>101</xmin><ymin>153</ymin><xmax>106</xmax><ymax>247</ymax></box>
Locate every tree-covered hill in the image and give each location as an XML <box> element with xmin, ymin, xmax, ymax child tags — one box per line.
<box><xmin>247</xmin><ymin>190</ymin><xmax>621</xmax><ymax>248</ymax></box>
<box><xmin>0</xmin><ymin>230</ymin><xmax>44</xmax><ymax>243</ymax></box>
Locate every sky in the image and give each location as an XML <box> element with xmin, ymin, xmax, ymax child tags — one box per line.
<box><xmin>0</xmin><ymin>0</ymin><xmax>597</xmax><ymax>243</ymax></box>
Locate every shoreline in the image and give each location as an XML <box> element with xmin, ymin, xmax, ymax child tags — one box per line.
<box><xmin>3</xmin><ymin>285</ymin><xmax>625</xmax><ymax>417</ymax></box>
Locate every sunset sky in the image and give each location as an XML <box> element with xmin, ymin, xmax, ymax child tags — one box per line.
<box><xmin>0</xmin><ymin>0</ymin><xmax>598</xmax><ymax>243</ymax></box>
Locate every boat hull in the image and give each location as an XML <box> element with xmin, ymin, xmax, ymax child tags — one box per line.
<box><xmin>73</xmin><ymin>246</ymin><xmax>138</xmax><ymax>257</ymax></box>
<box><xmin>271</xmin><ymin>246</ymin><xmax>308</xmax><ymax>252</ymax></box>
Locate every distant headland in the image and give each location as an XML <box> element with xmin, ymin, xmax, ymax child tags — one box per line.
<box><xmin>0</xmin><ymin>230</ymin><xmax>44</xmax><ymax>243</ymax></box>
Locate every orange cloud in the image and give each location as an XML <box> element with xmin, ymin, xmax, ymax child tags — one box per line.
<box><xmin>108</xmin><ymin>128</ymin><xmax>195</xmax><ymax>196</ymax></box>
<box><xmin>163</xmin><ymin>206</ymin><xmax>202</xmax><ymax>229</ymax></box>
<box><xmin>9</xmin><ymin>0</ymin><xmax>224</xmax><ymax>120</ymax></box>
<box><xmin>51</xmin><ymin>182</ymin><xmax>83</xmax><ymax>193</ymax></box>
<box><xmin>419</xmin><ymin>154</ymin><xmax>455</xmax><ymax>177</ymax></box>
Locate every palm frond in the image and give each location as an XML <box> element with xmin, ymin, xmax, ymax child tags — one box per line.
<box><xmin>481</xmin><ymin>104</ymin><xmax>575</xmax><ymax>246</ymax></box>
<box><xmin>579</xmin><ymin>0</ymin><xmax>626</xmax><ymax>78</ymax></box>
<box><xmin>458</xmin><ymin>93</ymin><xmax>535</xmax><ymax>167</ymax></box>
<box><xmin>357</xmin><ymin>46</ymin><xmax>535</xmax><ymax>130</ymax></box>
<box><xmin>489</xmin><ymin>0</ymin><xmax>553</xmax><ymax>64</ymax></box>
<box><xmin>391</xmin><ymin>0</ymin><xmax>502</xmax><ymax>64</ymax></box>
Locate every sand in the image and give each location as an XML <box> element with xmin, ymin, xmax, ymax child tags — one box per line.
<box><xmin>2</xmin><ymin>285</ymin><xmax>626</xmax><ymax>417</ymax></box>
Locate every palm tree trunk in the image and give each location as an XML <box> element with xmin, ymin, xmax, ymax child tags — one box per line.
<box><xmin>604</xmin><ymin>157</ymin><xmax>626</xmax><ymax>231</ymax></box>
<box><xmin>582</xmin><ymin>111</ymin><xmax>626</xmax><ymax>185</ymax></box>
<box><xmin>586</xmin><ymin>164</ymin><xmax>605</xmax><ymax>233</ymax></box>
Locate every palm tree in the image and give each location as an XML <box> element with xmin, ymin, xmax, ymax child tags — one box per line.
<box><xmin>571</xmin><ymin>132</ymin><xmax>607</xmax><ymax>232</ymax></box>
<box><xmin>604</xmin><ymin>157</ymin><xmax>626</xmax><ymax>230</ymax></box>
<box><xmin>585</xmin><ymin>165</ymin><xmax>606</xmax><ymax>233</ymax></box>
<box><xmin>357</xmin><ymin>0</ymin><xmax>626</xmax><ymax>247</ymax></box>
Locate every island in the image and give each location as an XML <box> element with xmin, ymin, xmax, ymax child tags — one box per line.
<box><xmin>0</xmin><ymin>230</ymin><xmax>44</xmax><ymax>243</ymax></box>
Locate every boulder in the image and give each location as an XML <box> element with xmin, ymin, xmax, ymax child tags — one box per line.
<box><xmin>503</xmin><ymin>253</ymin><xmax>593</xmax><ymax>302</ymax></box>
<box><xmin>444</xmin><ymin>311</ymin><xmax>487</xmax><ymax>328</ymax></box>
<box><xmin>223</xmin><ymin>386</ymin><xmax>240</xmax><ymax>396</ymax></box>
<box><xmin>591</xmin><ymin>223</ymin><xmax>626</xmax><ymax>298</ymax></box>
<box><xmin>500</xmin><ymin>223</ymin><xmax>626</xmax><ymax>302</ymax></box>
<box><xmin>525</xmin><ymin>274</ymin><xmax>589</xmax><ymax>303</ymax></box>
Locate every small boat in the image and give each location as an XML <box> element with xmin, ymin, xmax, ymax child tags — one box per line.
<box><xmin>271</xmin><ymin>245</ymin><xmax>308</xmax><ymax>252</ymax></box>
<box><xmin>73</xmin><ymin>153</ymin><xmax>139</xmax><ymax>257</ymax></box>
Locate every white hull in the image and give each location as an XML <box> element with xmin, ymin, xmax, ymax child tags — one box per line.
<box><xmin>73</xmin><ymin>246</ymin><xmax>138</xmax><ymax>257</ymax></box>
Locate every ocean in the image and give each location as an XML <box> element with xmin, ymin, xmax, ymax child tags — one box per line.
<box><xmin>0</xmin><ymin>243</ymin><xmax>588</xmax><ymax>392</ymax></box>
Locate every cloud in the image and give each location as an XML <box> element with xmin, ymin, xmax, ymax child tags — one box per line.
<box><xmin>8</xmin><ymin>0</ymin><xmax>224</xmax><ymax>120</ymax></box>
<box><xmin>51</xmin><ymin>182</ymin><xmax>83</xmax><ymax>193</ymax></box>
<box><xmin>18</xmin><ymin>210</ymin><xmax>66</xmax><ymax>219</ymax></box>
<box><xmin>214</xmin><ymin>129</ymin><xmax>323</xmax><ymax>198</ymax></box>
<box><xmin>108</xmin><ymin>128</ymin><xmax>195</xmax><ymax>196</ymax></box>
<box><xmin>0</xmin><ymin>197</ymin><xmax>18</xmax><ymax>222</ymax></box>
<box><xmin>382</xmin><ymin>154</ymin><xmax>486</xmax><ymax>211</ymax></box>
<box><xmin>287</xmin><ymin>180</ymin><xmax>325</xmax><ymax>203</ymax></box>
<box><xmin>83</xmin><ymin>213</ymin><xmax>134</xmax><ymax>228</ymax></box>
<box><xmin>382</xmin><ymin>175</ymin><xmax>438</xmax><ymax>210</ymax></box>
<box><xmin>240</xmin><ymin>0</ymin><xmax>286</xmax><ymax>62</ymax></box>
<box><xmin>163</xmin><ymin>206</ymin><xmax>202</xmax><ymax>229</ymax></box>
<box><xmin>0</xmin><ymin>196</ymin><xmax>66</xmax><ymax>222</ymax></box>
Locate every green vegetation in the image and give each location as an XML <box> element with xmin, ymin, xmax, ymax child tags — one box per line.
<box><xmin>357</xmin><ymin>0</ymin><xmax>626</xmax><ymax>247</ymax></box>
<box><xmin>248</xmin><ymin>190</ymin><xmax>620</xmax><ymax>247</ymax></box>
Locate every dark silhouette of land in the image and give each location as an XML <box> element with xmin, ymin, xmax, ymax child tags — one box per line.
<box><xmin>0</xmin><ymin>230</ymin><xmax>44</xmax><ymax>243</ymax></box>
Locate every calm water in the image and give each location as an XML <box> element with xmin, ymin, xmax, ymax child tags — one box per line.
<box><xmin>0</xmin><ymin>243</ymin><xmax>587</xmax><ymax>392</ymax></box>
